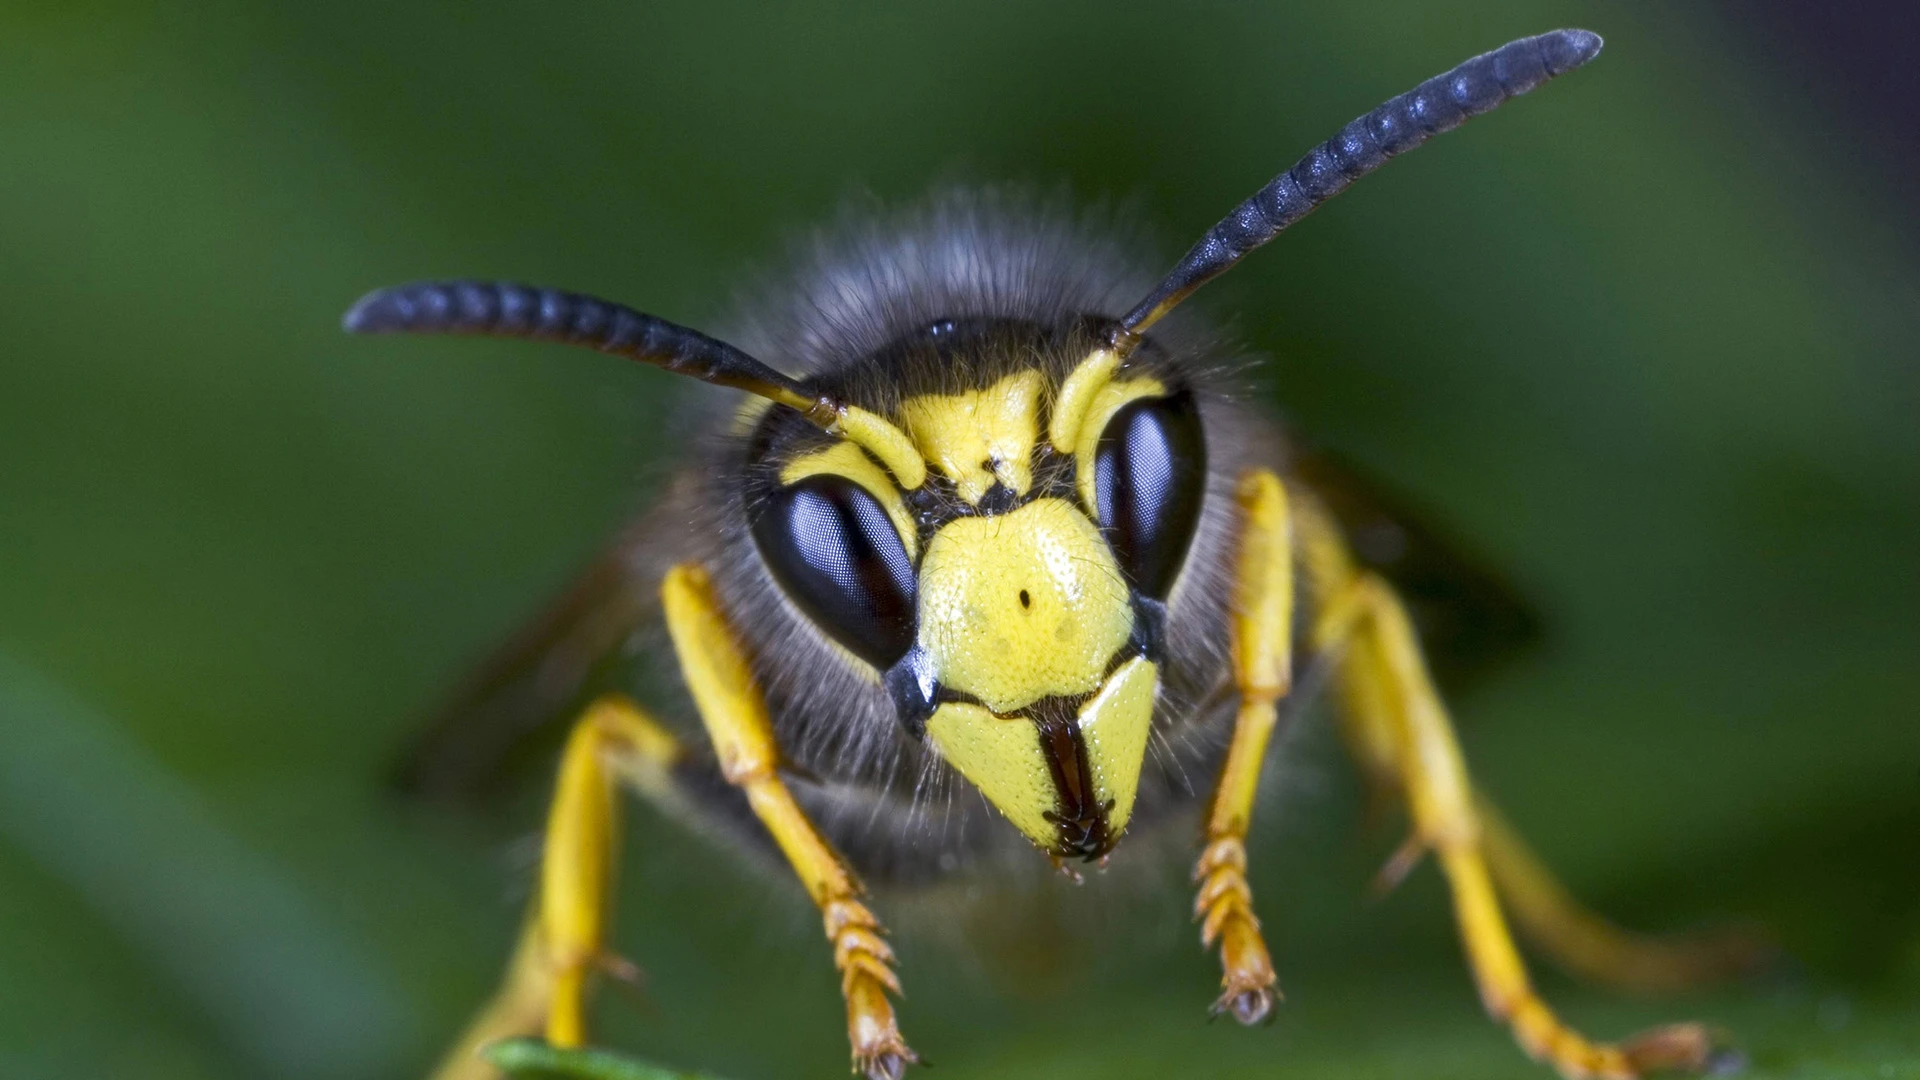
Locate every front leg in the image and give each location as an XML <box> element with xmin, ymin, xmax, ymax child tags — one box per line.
<box><xmin>1193</xmin><ymin>469</ymin><xmax>1294</xmax><ymax>1023</ymax></box>
<box><xmin>662</xmin><ymin>563</ymin><xmax>917</xmax><ymax>1080</ymax></box>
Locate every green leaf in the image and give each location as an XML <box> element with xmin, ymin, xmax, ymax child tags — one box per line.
<box><xmin>483</xmin><ymin>1038</ymin><xmax>730</xmax><ymax>1080</ymax></box>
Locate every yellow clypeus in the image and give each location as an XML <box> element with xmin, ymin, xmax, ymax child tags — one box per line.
<box><xmin>914</xmin><ymin>497</ymin><xmax>1134</xmax><ymax>714</ymax></box>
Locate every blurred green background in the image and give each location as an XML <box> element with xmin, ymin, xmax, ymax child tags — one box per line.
<box><xmin>2</xmin><ymin>2</ymin><xmax>1916</xmax><ymax>1078</ymax></box>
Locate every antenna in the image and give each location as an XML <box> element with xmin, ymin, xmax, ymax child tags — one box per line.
<box><xmin>1117</xmin><ymin>28</ymin><xmax>1603</xmax><ymax>343</ymax></box>
<box><xmin>343</xmin><ymin>280</ymin><xmax>927</xmax><ymax>488</ymax></box>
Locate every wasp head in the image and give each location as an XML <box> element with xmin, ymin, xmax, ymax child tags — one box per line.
<box><xmin>749</xmin><ymin>320</ymin><xmax>1206</xmax><ymax>861</ymax></box>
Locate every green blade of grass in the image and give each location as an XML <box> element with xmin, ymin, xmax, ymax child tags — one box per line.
<box><xmin>484</xmin><ymin>1038</ymin><xmax>731</xmax><ymax>1080</ymax></box>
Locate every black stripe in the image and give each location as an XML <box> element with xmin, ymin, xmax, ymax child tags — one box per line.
<box><xmin>1033</xmin><ymin>700</ymin><xmax>1116</xmax><ymax>861</ymax></box>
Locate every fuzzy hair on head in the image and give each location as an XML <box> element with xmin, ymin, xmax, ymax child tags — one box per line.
<box><xmin>725</xmin><ymin>187</ymin><xmax>1162</xmax><ymax>379</ymax></box>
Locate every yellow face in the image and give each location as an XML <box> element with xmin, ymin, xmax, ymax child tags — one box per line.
<box><xmin>914</xmin><ymin>498</ymin><xmax>1155</xmax><ymax>854</ymax></box>
<box><xmin>754</xmin><ymin>356</ymin><xmax>1202</xmax><ymax>861</ymax></box>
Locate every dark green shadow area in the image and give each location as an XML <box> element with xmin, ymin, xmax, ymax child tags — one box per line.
<box><xmin>0</xmin><ymin>2</ymin><xmax>1914</xmax><ymax>1079</ymax></box>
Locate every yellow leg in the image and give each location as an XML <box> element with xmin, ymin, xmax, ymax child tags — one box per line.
<box><xmin>1193</xmin><ymin>469</ymin><xmax>1293</xmax><ymax>1023</ymax></box>
<box><xmin>1307</xmin><ymin>552</ymin><xmax>1723</xmax><ymax>1080</ymax></box>
<box><xmin>430</xmin><ymin>694</ymin><xmax>683</xmax><ymax>1080</ymax></box>
<box><xmin>1295</xmin><ymin>494</ymin><xmax>1766</xmax><ymax>996</ymax></box>
<box><xmin>1478</xmin><ymin>796</ymin><xmax>1772</xmax><ymax>994</ymax></box>
<box><xmin>662</xmin><ymin>563</ymin><xmax>915</xmax><ymax>1080</ymax></box>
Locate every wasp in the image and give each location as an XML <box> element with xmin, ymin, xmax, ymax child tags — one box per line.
<box><xmin>346</xmin><ymin>28</ymin><xmax>1763</xmax><ymax>1080</ymax></box>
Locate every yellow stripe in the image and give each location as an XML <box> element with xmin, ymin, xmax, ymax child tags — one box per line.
<box><xmin>899</xmin><ymin>370</ymin><xmax>1045</xmax><ymax>504</ymax></box>
<box><xmin>779</xmin><ymin>440</ymin><xmax>919</xmax><ymax>558</ymax></box>
<box><xmin>1048</xmin><ymin>347</ymin><xmax>1121</xmax><ymax>453</ymax></box>
<box><xmin>1072</xmin><ymin>376</ymin><xmax>1167</xmax><ymax>513</ymax></box>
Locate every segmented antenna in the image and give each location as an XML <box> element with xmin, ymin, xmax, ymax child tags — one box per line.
<box><xmin>342</xmin><ymin>280</ymin><xmax>824</xmax><ymax>417</ymax></box>
<box><xmin>342</xmin><ymin>279</ymin><xmax>931</xmax><ymax>488</ymax></box>
<box><xmin>1118</xmin><ymin>28</ymin><xmax>1604</xmax><ymax>338</ymax></box>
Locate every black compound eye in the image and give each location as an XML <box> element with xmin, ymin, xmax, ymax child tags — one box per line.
<box><xmin>752</xmin><ymin>474</ymin><xmax>918</xmax><ymax>669</ymax></box>
<box><xmin>1093</xmin><ymin>391</ymin><xmax>1206</xmax><ymax>599</ymax></box>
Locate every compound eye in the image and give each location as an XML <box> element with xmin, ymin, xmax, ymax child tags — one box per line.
<box><xmin>752</xmin><ymin>473</ymin><xmax>918</xmax><ymax>669</ymax></box>
<box><xmin>1093</xmin><ymin>391</ymin><xmax>1206</xmax><ymax>599</ymax></box>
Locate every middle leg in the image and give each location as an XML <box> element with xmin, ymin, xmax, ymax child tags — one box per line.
<box><xmin>1309</xmin><ymin>561</ymin><xmax>1721</xmax><ymax>1080</ymax></box>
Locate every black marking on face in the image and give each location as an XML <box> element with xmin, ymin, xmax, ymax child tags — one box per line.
<box><xmin>1033</xmin><ymin>700</ymin><xmax>1116</xmax><ymax>861</ymax></box>
<box><xmin>976</xmin><ymin>481</ymin><xmax>1020</xmax><ymax>515</ymax></box>
<box><xmin>1129</xmin><ymin>595</ymin><xmax>1170</xmax><ymax>667</ymax></box>
<box><xmin>883</xmin><ymin>647</ymin><xmax>941</xmax><ymax>740</ymax></box>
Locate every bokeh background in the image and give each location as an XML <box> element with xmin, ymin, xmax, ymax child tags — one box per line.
<box><xmin>2</xmin><ymin>2</ymin><xmax>1916</xmax><ymax>1078</ymax></box>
